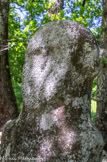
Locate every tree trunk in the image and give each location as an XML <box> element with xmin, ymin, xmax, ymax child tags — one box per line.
<box><xmin>0</xmin><ymin>0</ymin><xmax>19</xmax><ymax>131</ymax></box>
<box><xmin>49</xmin><ymin>0</ymin><xmax>64</xmax><ymax>15</ymax></box>
<box><xmin>96</xmin><ymin>0</ymin><xmax>107</xmax><ymax>152</ymax></box>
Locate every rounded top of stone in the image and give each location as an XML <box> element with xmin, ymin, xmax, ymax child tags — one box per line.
<box><xmin>26</xmin><ymin>20</ymin><xmax>98</xmax><ymax>56</ymax></box>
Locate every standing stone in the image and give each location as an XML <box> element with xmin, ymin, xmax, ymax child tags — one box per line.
<box><xmin>0</xmin><ymin>20</ymin><xmax>104</xmax><ymax>162</ymax></box>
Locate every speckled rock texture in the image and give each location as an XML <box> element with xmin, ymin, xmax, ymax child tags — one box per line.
<box><xmin>0</xmin><ymin>20</ymin><xmax>104</xmax><ymax>162</ymax></box>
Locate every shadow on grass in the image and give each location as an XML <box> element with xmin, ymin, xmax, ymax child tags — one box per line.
<box><xmin>91</xmin><ymin>112</ymin><xmax>96</xmax><ymax>123</ymax></box>
<box><xmin>12</xmin><ymin>81</ymin><xmax>23</xmax><ymax>112</ymax></box>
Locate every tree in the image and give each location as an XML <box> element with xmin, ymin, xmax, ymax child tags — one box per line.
<box><xmin>0</xmin><ymin>0</ymin><xmax>19</xmax><ymax>131</ymax></box>
<box><xmin>49</xmin><ymin>0</ymin><xmax>64</xmax><ymax>15</ymax></box>
<box><xmin>96</xmin><ymin>0</ymin><xmax>107</xmax><ymax>152</ymax></box>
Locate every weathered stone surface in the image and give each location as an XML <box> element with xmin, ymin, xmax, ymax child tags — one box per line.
<box><xmin>0</xmin><ymin>20</ymin><xmax>104</xmax><ymax>162</ymax></box>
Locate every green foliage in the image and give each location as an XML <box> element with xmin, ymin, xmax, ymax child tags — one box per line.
<box><xmin>100</xmin><ymin>57</ymin><xmax>107</xmax><ymax>64</ymax></box>
<box><xmin>92</xmin><ymin>77</ymin><xmax>97</xmax><ymax>99</ymax></box>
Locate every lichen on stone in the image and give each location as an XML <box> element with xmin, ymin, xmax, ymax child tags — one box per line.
<box><xmin>0</xmin><ymin>20</ymin><xmax>104</xmax><ymax>162</ymax></box>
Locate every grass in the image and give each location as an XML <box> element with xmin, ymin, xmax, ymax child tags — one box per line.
<box><xmin>91</xmin><ymin>100</ymin><xmax>97</xmax><ymax>123</ymax></box>
<box><xmin>12</xmin><ymin>81</ymin><xmax>23</xmax><ymax>112</ymax></box>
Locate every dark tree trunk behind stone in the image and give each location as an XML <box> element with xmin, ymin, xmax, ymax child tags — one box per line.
<box><xmin>96</xmin><ymin>0</ymin><xmax>107</xmax><ymax>153</ymax></box>
<box><xmin>0</xmin><ymin>0</ymin><xmax>19</xmax><ymax>131</ymax></box>
<box><xmin>49</xmin><ymin>0</ymin><xmax>64</xmax><ymax>15</ymax></box>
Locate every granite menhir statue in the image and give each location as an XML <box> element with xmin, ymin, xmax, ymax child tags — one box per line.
<box><xmin>1</xmin><ymin>20</ymin><xmax>104</xmax><ymax>162</ymax></box>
